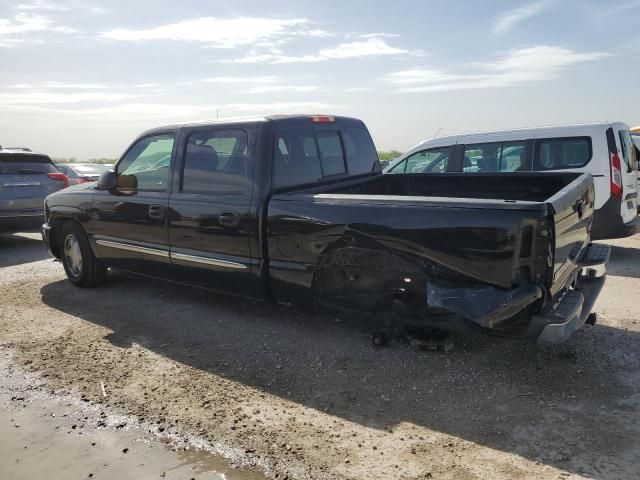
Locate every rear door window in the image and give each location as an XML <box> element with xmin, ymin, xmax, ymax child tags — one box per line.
<box><xmin>533</xmin><ymin>137</ymin><xmax>592</xmax><ymax>171</ymax></box>
<box><xmin>182</xmin><ymin>129</ymin><xmax>251</xmax><ymax>194</ymax></box>
<box><xmin>0</xmin><ymin>154</ymin><xmax>58</xmax><ymax>175</ymax></box>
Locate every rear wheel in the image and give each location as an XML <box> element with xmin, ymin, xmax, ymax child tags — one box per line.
<box><xmin>60</xmin><ymin>222</ymin><xmax>107</xmax><ymax>287</ymax></box>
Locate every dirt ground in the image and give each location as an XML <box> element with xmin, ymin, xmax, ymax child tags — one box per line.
<box><xmin>0</xmin><ymin>350</ymin><xmax>265</xmax><ymax>480</ymax></box>
<box><xmin>1</xmin><ymin>232</ymin><xmax>639</xmax><ymax>480</ymax></box>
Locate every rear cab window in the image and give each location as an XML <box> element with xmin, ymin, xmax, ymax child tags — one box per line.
<box><xmin>273</xmin><ymin>124</ymin><xmax>379</xmax><ymax>189</ymax></box>
<box><xmin>0</xmin><ymin>154</ymin><xmax>58</xmax><ymax>175</ymax></box>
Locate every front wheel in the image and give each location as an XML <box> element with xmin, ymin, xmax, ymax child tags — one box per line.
<box><xmin>60</xmin><ymin>222</ymin><xmax>108</xmax><ymax>287</ymax></box>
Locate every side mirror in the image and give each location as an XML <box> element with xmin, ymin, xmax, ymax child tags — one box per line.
<box><xmin>96</xmin><ymin>171</ymin><xmax>117</xmax><ymax>190</ymax></box>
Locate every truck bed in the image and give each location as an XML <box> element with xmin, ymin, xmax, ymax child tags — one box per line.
<box><xmin>267</xmin><ymin>172</ymin><xmax>594</xmax><ymax>333</ymax></box>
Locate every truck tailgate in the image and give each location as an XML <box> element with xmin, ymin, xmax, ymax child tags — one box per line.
<box><xmin>545</xmin><ymin>173</ymin><xmax>594</xmax><ymax>297</ymax></box>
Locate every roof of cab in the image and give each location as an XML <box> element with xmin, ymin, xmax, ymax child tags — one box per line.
<box><xmin>139</xmin><ymin>114</ymin><xmax>365</xmax><ymax>137</ymax></box>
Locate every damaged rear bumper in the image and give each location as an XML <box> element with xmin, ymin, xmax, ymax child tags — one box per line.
<box><xmin>526</xmin><ymin>243</ymin><xmax>610</xmax><ymax>345</ymax></box>
<box><xmin>426</xmin><ymin>243</ymin><xmax>610</xmax><ymax>344</ymax></box>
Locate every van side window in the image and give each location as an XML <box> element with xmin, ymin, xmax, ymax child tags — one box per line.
<box><xmin>182</xmin><ymin>129</ymin><xmax>251</xmax><ymax>194</ymax></box>
<box><xmin>393</xmin><ymin>147</ymin><xmax>451</xmax><ymax>174</ymax></box>
<box><xmin>463</xmin><ymin>141</ymin><xmax>526</xmax><ymax>172</ymax></box>
<box><xmin>533</xmin><ymin>137</ymin><xmax>592</xmax><ymax>171</ymax></box>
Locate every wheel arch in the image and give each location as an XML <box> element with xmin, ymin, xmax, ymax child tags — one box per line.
<box><xmin>311</xmin><ymin>245</ymin><xmax>426</xmax><ymax>313</ymax></box>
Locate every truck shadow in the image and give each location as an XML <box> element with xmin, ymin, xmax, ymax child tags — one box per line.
<box><xmin>605</xmin><ymin>245</ymin><xmax>640</xmax><ymax>279</ymax></box>
<box><xmin>0</xmin><ymin>233</ymin><xmax>49</xmax><ymax>268</ymax></box>
<box><xmin>39</xmin><ymin>273</ymin><xmax>640</xmax><ymax>480</ymax></box>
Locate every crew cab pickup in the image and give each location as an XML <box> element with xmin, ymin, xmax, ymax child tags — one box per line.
<box><xmin>42</xmin><ymin>115</ymin><xmax>610</xmax><ymax>344</ymax></box>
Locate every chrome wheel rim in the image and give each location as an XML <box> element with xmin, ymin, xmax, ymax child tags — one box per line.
<box><xmin>64</xmin><ymin>234</ymin><xmax>83</xmax><ymax>278</ymax></box>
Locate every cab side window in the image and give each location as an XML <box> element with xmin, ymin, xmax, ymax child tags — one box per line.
<box><xmin>117</xmin><ymin>134</ymin><xmax>175</xmax><ymax>191</ymax></box>
<box><xmin>182</xmin><ymin>130</ymin><xmax>251</xmax><ymax>194</ymax></box>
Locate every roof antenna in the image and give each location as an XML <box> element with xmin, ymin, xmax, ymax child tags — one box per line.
<box><xmin>433</xmin><ymin>127</ymin><xmax>442</xmax><ymax>139</ymax></box>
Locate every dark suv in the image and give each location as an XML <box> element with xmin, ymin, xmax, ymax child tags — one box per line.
<box><xmin>0</xmin><ymin>147</ymin><xmax>68</xmax><ymax>233</ymax></box>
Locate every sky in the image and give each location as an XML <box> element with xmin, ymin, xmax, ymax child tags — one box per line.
<box><xmin>1</xmin><ymin>0</ymin><xmax>639</xmax><ymax>159</ymax></box>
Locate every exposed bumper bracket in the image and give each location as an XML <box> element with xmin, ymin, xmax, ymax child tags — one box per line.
<box><xmin>529</xmin><ymin>243</ymin><xmax>610</xmax><ymax>345</ymax></box>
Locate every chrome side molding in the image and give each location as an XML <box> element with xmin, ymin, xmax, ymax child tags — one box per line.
<box><xmin>171</xmin><ymin>251</ymin><xmax>247</xmax><ymax>270</ymax></box>
<box><xmin>95</xmin><ymin>239</ymin><xmax>170</xmax><ymax>258</ymax></box>
<box><xmin>95</xmin><ymin>238</ymin><xmax>246</xmax><ymax>270</ymax></box>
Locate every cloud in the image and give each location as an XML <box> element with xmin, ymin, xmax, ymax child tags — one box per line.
<box><xmin>16</xmin><ymin>1</ymin><xmax>70</xmax><ymax>12</ymax></box>
<box><xmin>6</xmin><ymin>82</ymin><xmax>111</xmax><ymax>89</ymax></box>
<box><xmin>100</xmin><ymin>17</ymin><xmax>329</xmax><ymax>48</ymax></box>
<box><xmin>0</xmin><ymin>90</ymin><xmax>138</xmax><ymax>104</ymax></box>
<box><xmin>245</xmin><ymin>85</ymin><xmax>318</xmax><ymax>94</ymax></box>
<box><xmin>493</xmin><ymin>1</ymin><xmax>551</xmax><ymax>35</ymax></box>
<box><xmin>201</xmin><ymin>75</ymin><xmax>280</xmax><ymax>84</ymax></box>
<box><xmin>225</xmin><ymin>102</ymin><xmax>331</xmax><ymax>113</ymax></box>
<box><xmin>384</xmin><ymin>45</ymin><xmax>609</xmax><ymax>93</ymax></box>
<box><xmin>233</xmin><ymin>36</ymin><xmax>415</xmax><ymax>64</ymax></box>
<box><xmin>3</xmin><ymin>102</ymin><xmax>336</xmax><ymax>128</ymax></box>
<box><xmin>0</xmin><ymin>12</ymin><xmax>75</xmax><ymax>46</ymax></box>
<box><xmin>197</xmin><ymin>75</ymin><xmax>317</xmax><ymax>93</ymax></box>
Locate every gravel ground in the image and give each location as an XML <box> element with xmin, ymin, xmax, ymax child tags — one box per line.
<box><xmin>0</xmin><ymin>232</ymin><xmax>639</xmax><ymax>480</ymax></box>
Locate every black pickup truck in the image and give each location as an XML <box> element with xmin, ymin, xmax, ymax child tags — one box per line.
<box><xmin>42</xmin><ymin>115</ymin><xmax>610</xmax><ymax>344</ymax></box>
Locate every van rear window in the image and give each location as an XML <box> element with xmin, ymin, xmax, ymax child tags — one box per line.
<box><xmin>533</xmin><ymin>137</ymin><xmax>592</xmax><ymax>171</ymax></box>
<box><xmin>273</xmin><ymin>127</ymin><xmax>379</xmax><ymax>189</ymax></box>
<box><xmin>618</xmin><ymin>129</ymin><xmax>636</xmax><ymax>171</ymax></box>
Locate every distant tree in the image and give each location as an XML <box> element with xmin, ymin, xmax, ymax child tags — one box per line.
<box><xmin>52</xmin><ymin>157</ymin><xmax>116</xmax><ymax>164</ymax></box>
<box><xmin>87</xmin><ymin>158</ymin><xmax>117</xmax><ymax>164</ymax></box>
<box><xmin>378</xmin><ymin>150</ymin><xmax>403</xmax><ymax>161</ymax></box>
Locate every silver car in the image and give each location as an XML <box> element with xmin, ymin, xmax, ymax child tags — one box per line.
<box><xmin>0</xmin><ymin>147</ymin><xmax>68</xmax><ymax>233</ymax></box>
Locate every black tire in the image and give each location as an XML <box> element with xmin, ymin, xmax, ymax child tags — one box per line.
<box><xmin>60</xmin><ymin>222</ymin><xmax>107</xmax><ymax>287</ymax></box>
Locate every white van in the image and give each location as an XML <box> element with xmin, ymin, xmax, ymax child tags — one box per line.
<box><xmin>385</xmin><ymin>123</ymin><xmax>639</xmax><ymax>240</ymax></box>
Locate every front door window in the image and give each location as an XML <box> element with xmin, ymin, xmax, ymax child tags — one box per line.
<box><xmin>117</xmin><ymin>134</ymin><xmax>175</xmax><ymax>191</ymax></box>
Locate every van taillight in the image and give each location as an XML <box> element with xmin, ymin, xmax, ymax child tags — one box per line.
<box><xmin>610</xmin><ymin>153</ymin><xmax>623</xmax><ymax>198</ymax></box>
<box><xmin>47</xmin><ymin>172</ymin><xmax>69</xmax><ymax>188</ymax></box>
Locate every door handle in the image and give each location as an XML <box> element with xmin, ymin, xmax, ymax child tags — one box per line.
<box><xmin>148</xmin><ymin>204</ymin><xmax>165</xmax><ymax>220</ymax></box>
<box><xmin>219</xmin><ymin>211</ymin><xmax>240</xmax><ymax>227</ymax></box>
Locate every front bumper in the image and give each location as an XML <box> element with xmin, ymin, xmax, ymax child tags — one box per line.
<box><xmin>526</xmin><ymin>243</ymin><xmax>611</xmax><ymax>345</ymax></box>
<box><xmin>41</xmin><ymin>222</ymin><xmax>54</xmax><ymax>257</ymax></box>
